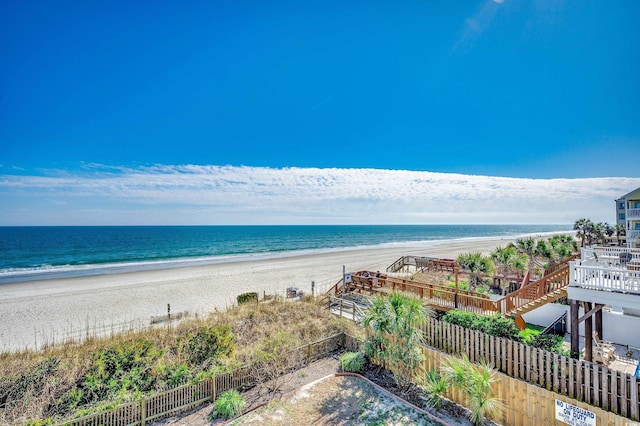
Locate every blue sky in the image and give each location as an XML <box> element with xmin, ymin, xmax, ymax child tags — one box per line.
<box><xmin>1</xmin><ymin>1</ymin><xmax>639</xmax><ymax>225</ymax></box>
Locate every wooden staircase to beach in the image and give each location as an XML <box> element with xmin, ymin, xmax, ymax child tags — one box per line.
<box><xmin>501</xmin><ymin>256</ymin><xmax>576</xmax><ymax>318</ymax></box>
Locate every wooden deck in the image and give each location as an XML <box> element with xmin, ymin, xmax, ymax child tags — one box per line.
<box><xmin>344</xmin><ymin>272</ymin><xmax>499</xmax><ymax>315</ymax></box>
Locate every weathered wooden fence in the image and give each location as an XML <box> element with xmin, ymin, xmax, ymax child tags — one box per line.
<box><xmin>418</xmin><ymin>317</ymin><xmax>640</xmax><ymax>421</ymax></box>
<box><xmin>421</xmin><ymin>346</ymin><xmax>632</xmax><ymax>426</ymax></box>
<box><xmin>63</xmin><ymin>333</ymin><xmax>345</xmax><ymax>426</ymax></box>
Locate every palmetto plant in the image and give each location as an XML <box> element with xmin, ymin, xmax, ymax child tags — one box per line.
<box><xmin>441</xmin><ymin>355</ymin><xmax>503</xmax><ymax>426</ymax></box>
<box><xmin>490</xmin><ymin>246</ymin><xmax>528</xmax><ymax>294</ymax></box>
<box><xmin>421</xmin><ymin>370</ymin><xmax>448</xmax><ymax>411</ymax></box>
<box><xmin>363</xmin><ymin>292</ymin><xmax>430</xmax><ymax>390</ymax></box>
<box><xmin>513</xmin><ymin>237</ymin><xmax>538</xmax><ymax>270</ymax></box>
<box><xmin>456</xmin><ymin>252</ymin><xmax>494</xmax><ymax>292</ymax></box>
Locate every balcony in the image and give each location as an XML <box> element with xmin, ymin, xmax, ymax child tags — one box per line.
<box><xmin>581</xmin><ymin>246</ymin><xmax>640</xmax><ymax>264</ymax></box>
<box><xmin>628</xmin><ymin>230</ymin><xmax>640</xmax><ymax>241</ymax></box>
<box><xmin>569</xmin><ymin>263</ymin><xmax>640</xmax><ymax>295</ymax></box>
<box><xmin>627</xmin><ymin>208</ymin><xmax>640</xmax><ymax>218</ymax></box>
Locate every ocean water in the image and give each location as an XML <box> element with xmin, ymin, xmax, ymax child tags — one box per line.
<box><xmin>0</xmin><ymin>225</ymin><xmax>571</xmax><ymax>284</ymax></box>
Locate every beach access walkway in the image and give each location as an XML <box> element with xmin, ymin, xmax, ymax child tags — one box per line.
<box><xmin>328</xmin><ymin>254</ymin><xmax>576</xmax><ymax>322</ymax></box>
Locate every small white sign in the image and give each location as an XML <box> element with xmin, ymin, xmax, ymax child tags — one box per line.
<box><xmin>555</xmin><ymin>400</ymin><xmax>596</xmax><ymax>426</ymax></box>
<box><xmin>345</xmin><ymin>273</ymin><xmax>352</xmax><ymax>283</ymax></box>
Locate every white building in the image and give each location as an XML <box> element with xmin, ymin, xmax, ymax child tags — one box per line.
<box><xmin>615</xmin><ymin>186</ymin><xmax>640</xmax><ymax>249</ymax></box>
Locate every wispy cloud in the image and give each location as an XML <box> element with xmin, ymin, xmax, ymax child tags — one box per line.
<box><xmin>0</xmin><ymin>164</ymin><xmax>637</xmax><ymax>225</ymax></box>
<box><xmin>310</xmin><ymin>93</ymin><xmax>336</xmax><ymax>111</ymax></box>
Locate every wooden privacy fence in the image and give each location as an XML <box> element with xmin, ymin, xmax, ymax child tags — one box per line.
<box><xmin>420</xmin><ymin>346</ymin><xmax>632</xmax><ymax>426</ymax></box>
<box><xmin>419</xmin><ymin>317</ymin><xmax>640</xmax><ymax>421</ymax></box>
<box><xmin>63</xmin><ymin>333</ymin><xmax>345</xmax><ymax>426</ymax></box>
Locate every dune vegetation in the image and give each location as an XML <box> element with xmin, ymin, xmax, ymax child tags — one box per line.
<box><xmin>0</xmin><ymin>296</ymin><xmax>359</xmax><ymax>425</ymax></box>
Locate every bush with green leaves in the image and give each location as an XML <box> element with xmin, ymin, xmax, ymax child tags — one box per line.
<box><xmin>26</xmin><ymin>419</ymin><xmax>53</xmax><ymax>426</ymax></box>
<box><xmin>443</xmin><ymin>311</ymin><xmax>522</xmax><ymax>342</ymax></box>
<box><xmin>527</xmin><ymin>333</ymin><xmax>568</xmax><ymax>355</ymax></box>
<box><xmin>157</xmin><ymin>363</ymin><xmax>193</xmax><ymax>389</ymax></box>
<box><xmin>57</xmin><ymin>339</ymin><xmax>162</xmax><ymax>413</ymax></box>
<box><xmin>210</xmin><ymin>389</ymin><xmax>246</xmax><ymax>419</ymax></box>
<box><xmin>339</xmin><ymin>352</ymin><xmax>366</xmax><ymax>372</ymax></box>
<box><xmin>237</xmin><ymin>292</ymin><xmax>258</xmax><ymax>305</ymax></box>
<box><xmin>183</xmin><ymin>324</ymin><xmax>235</xmax><ymax>366</ymax></box>
<box><xmin>441</xmin><ymin>310</ymin><xmax>476</xmax><ymax>329</ymax></box>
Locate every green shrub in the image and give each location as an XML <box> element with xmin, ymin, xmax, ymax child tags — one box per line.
<box><xmin>237</xmin><ymin>292</ymin><xmax>258</xmax><ymax>305</ymax></box>
<box><xmin>157</xmin><ymin>363</ymin><xmax>193</xmax><ymax>389</ymax></box>
<box><xmin>443</xmin><ymin>311</ymin><xmax>522</xmax><ymax>342</ymax></box>
<box><xmin>183</xmin><ymin>324</ymin><xmax>235</xmax><ymax>366</ymax></box>
<box><xmin>61</xmin><ymin>339</ymin><xmax>162</xmax><ymax>410</ymax></box>
<box><xmin>483</xmin><ymin>314</ymin><xmax>522</xmax><ymax>341</ymax></box>
<box><xmin>528</xmin><ymin>333</ymin><xmax>567</xmax><ymax>354</ymax></box>
<box><xmin>519</xmin><ymin>324</ymin><xmax>543</xmax><ymax>341</ymax></box>
<box><xmin>26</xmin><ymin>419</ymin><xmax>53</xmax><ymax>426</ymax></box>
<box><xmin>211</xmin><ymin>389</ymin><xmax>245</xmax><ymax>419</ymax></box>
<box><xmin>339</xmin><ymin>352</ymin><xmax>366</xmax><ymax>372</ymax></box>
<box><xmin>442</xmin><ymin>310</ymin><xmax>477</xmax><ymax>328</ymax></box>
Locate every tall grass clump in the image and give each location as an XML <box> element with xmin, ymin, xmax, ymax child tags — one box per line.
<box><xmin>339</xmin><ymin>352</ymin><xmax>365</xmax><ymax>372</ymax></box>
<box><xmin>210</xmin><ymin>389</ymin><xmax>246</xmax><ymax>419</ymax></box>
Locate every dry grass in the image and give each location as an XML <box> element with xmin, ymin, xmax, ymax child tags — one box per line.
<box><xmin>412</xmin><ymin>270</ymin><xmax>457</xmax><ymax>287</ymax></box>
<box><xmin>0</xmin><ymin>296</ymin><xmax>360</xmax><ymax>425</ymax></box>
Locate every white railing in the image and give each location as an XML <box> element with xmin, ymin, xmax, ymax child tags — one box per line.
<box><xmin>581</xmin><ymin>246</ymin><xmax>640</xmax><ymax>263</ymax></box>
<box><xmin>626</xmin><ymin>208</ymin><xmax>640</xmax><ymax>219</ymax></box>
<box><xmin>569</xmin><ymin>262</ymin><xmax>640</xmax><ymax>294</ymax></box>
<box><xmin>628</xmin><ymin>230</ymin><xmax>640</xmax><ymax>240</ymax></box>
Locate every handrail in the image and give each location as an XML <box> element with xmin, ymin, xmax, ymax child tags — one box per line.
<box><xmin>352</xmin><ymin>271</ymin><xmax>499</xmax><ymax>315</ymax></box>
<box><xmin>542</xmin><ymin>312</ymin><xmax>567</xmax><ymax>335</ymax></box>
<box><xmin>386</xmin><ymin>256</ymin><xmax>407</xmax><ymax>273</ymax></box>
<box><xmin>385</xmin><ymin>255</ymin><xmax>444</xmax><ymax>273</ymax></box>
<box><xmin>503</xmin><ymin>264</ymin><xmax>570</xmax><ymax>315</ymax></box>
<box><xmin>328</xmin><ymin>296</ymin><xmax>367</xmax><ymax>322</ymax></box>
<box><xmin>569</xmin><ymin>262</ymin><xmax>640</xmax><ymax>294</ymax></box>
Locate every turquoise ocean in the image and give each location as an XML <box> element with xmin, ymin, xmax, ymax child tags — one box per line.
<box><xmin>0</xmin><ymin>225</ymin><xmax>571</xmax><ymax>284</ymax></box>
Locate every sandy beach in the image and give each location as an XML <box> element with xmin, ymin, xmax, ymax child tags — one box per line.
<box><xmin>0</xmin><ymin>235</ymin><xmax>549</xmax><ymax>352</ymax></box>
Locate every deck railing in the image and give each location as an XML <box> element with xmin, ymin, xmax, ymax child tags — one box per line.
<box><xmin>569</xmin><ymin>262</ymin><xmax>640</xmax><ymax>294</ymax></box>
<box><xmin>582</xmin><ymin>246</ymin><xmax>640</xmax><ymax>262</ymax></box>
<box><xmin>347</xmin><ymin>273</ymin><xmax>499</xmax><ymax>315</ymax></box>
<box><xmin>503</xmin><ymin>264</ymin><xmax>570</xmax><ymax>315</ymax></box>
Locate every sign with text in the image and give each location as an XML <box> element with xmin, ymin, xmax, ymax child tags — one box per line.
<box><xmin>555</xmin><ymin>400</ymin><xmax>596</xmax><ymax>426</ymax></box>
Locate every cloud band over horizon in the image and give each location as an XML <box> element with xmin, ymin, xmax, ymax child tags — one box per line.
<box><xmin>1</xmin><ymin>165</ymin><xmax>638</xmax><ymax>226</ymax></box>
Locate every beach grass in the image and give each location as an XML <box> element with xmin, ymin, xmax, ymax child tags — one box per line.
<box><xmin>0</xmin><ymin>296</ymin><xmax>360</xmax><ymax>425</ymax></box>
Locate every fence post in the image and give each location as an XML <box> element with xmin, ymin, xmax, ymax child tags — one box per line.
<box><xmin>210</xmin><ymin>376</ymin><xmax>217</xmax><ymax>402</ymax></box>
<box><xmin>307</xmin><ymin>342</ymin><xmax>312</xmax><ymax>364</ymax></box>
<box><xmin>141</xmin><ymin>397</ymin><xmax>146</xmax><ymax>426</ymax></box>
